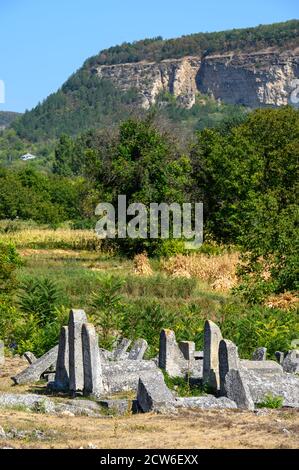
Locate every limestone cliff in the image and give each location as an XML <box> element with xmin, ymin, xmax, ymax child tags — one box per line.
<box><xmin>94</xmin><ymin>50</ymin><xmax>299</xmax><ymax>109</ymax></box>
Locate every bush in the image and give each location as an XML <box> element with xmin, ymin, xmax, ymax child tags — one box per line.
<box><xmin>0</xmin><ymin>242</ymin><xmax>23</xmax><ymax>293</ymax></box>
<box><xmin>257</xmin><ymin>394</ymin><xmax>283</xmax><ymax>409</ymax></box>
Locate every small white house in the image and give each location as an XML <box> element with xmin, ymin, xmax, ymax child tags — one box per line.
<box><xmin>20</xmin><ymin>153</ymin><xmax>37</xmax><ymax>161</ymax></box>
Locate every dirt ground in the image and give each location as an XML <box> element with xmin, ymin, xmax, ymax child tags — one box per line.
<box><xmin>0</xmin><ymin>358</ymin><xmax>299</xmax><ymax>449</ymax></box>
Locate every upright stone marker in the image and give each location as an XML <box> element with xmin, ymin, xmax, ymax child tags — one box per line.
<box><xmin>224</xmin><ymin>369</ymin><xmax>254</xmax><ymax>410</ymax></box>
<box><xmin>203</xmin><ymin>320</ymin><xmax>223</xmax><ymax>392</ymax></box>
<box><xmin>283</xmin><ymin>350</ymin><xmax>299</xmax><ymax>374</ymax></box>
<box><xmin>179</xmin><ymin>341</ymin><xmax>195</xmax><ymax>361</ymax></box>
<box><xmin>68</xmin><ymin>309</ymin><xmax>87</xmax><ymax>395</ymax></box>
<box><xmin>219</xmin><ymin>339</ymin><xmax>239</xmax><ymax>396</ymax></box>
<box><xmin>275</xmin><ymin>351</ymin><xmax>284</xmax><ymax>365</ymax></box>
<box><xmin>82</xmin><ymin>323</ymin><xmax>103</xmax><ymax>396</ymax></box>
<box><xmin>54</xmin><ymin>326</ymin><xmax>69</xmax><ymax>391</ymax></box>
<box><xmin>159</xmin><ymin>329</ymin><xmax>185</xmax><ymax>377</ymax></box>
<box><xmin>0</xmin><ymin>340</ymin><xmax>4</xmax><ymax>366</ymax></box>
<box><xmin>252</xmin><ymin>347</ymin><xmax>267</xmax><ymax>361</ymax></box>
<box><xmin>128</xmin><ymin>339</ymin><xmax>148</xmax><ymax>360</ymax></box>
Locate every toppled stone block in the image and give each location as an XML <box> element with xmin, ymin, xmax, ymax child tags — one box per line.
<box><xmin>252</xmin><ymin>347</ymin><xmax>267</xmax><ymax>361</ymax></box>
<box><xmin>128</xmin><ymin>339</ymin><xmax>148</xmax><ymax>360</ymax></box>
<box><xmin>99</xmin><ymin>399</ymin><xmax>131</xmax><ymax>415</ymax></box>
<box><xmin>0</xmin><ymin>392</ymin><xmax>56</xmax><ymax>414</ymax></box>
<box><xmin>175</xmin><ymin>395</ymin><xmax>237</xmax><ymax>409</ymax></box>
<box><xmin>246</xmin><ymin>369</ymin><xmax>299</xmax><ymax>408</ymax></box>
<box><xmin>224</xmin><ymin>369</ymin><xmax>255</xmax><ymax>411</ymax></box>
<box><xmin>240</xmin><ymin>360</ymin><xmax>283</xmax><ymax>375</ymax></box>
<box><xmin>282</xmin><ymin>350</ymin><xmax>299</xmax><ymax>374</ymax></box>
<box><xmin>113</xmin><ymin>338</ymin><xmax>131</xmax><ymax>360</ymax></box>
<box><xmin>219</xmin><ymin>339</ymin><xmax>240</xmax><ymax>396</ymax></box>
<box><xmin>203</xmin><ymin>320</ymin><xmax>223</xmax><ymax>392</ymax></box>
<box><xmin>12</xmin><ymin>345</ymin><xmax>59</xmax><ymax>385</ymax></box>
<box><xmin>22</xmin><ymin>351</ymin><xmax>37</xmax><ymax>365</ymax></box>
<box><xmin>102</xmin><ymin>360</ymin><xmax>158</xmax><ymax>393</ymax></box>
<box><xmin>137</xmin><ymin>370</ymin><xmax>175</xmax><ymax>413</ymax></box>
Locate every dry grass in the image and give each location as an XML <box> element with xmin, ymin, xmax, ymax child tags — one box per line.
<box><xmin>265</xmin><ymin>292</ymin><xmax>299</xmax><ymax>311</ymax></box>
<box><xmin>161</xmin><ymin>253</ymin><xmax>239</xmax><ymax>291</ymax></box>
<box><xmin>0</xmin><ymin>228</ymin><xmax>102</xmax><ymax>251</ymax></box>
<box><xmin>133</xmin><ymin>253</ymin><xmax>153</xmax><ymax>276</ymax></box>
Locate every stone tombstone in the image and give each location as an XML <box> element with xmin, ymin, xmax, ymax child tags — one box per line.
<box><xmin>179</xmin><ymin>341</ymin><xmax>195</xmax><ymax>361</ymax></box>
<box><xmin>54</xmin><ymin>326</ymin><xmax>69</xmax><ymax>391</ymax></box>
<box><xmin>275</xmin><ymin>351</ymin><xmax>284</xmax><ymax>365</ymax></box>
<box><xmin>282</xmin><ymin>350</ymin><xmax>299</xmax><ymax>374</ymax></box>
<box><xmin>252</xmin><ymin>347</ymin><xmax>267</xmax><ymax>361</ymax></box>
<box><xmin>12</xmin><ymin>345</ymin><xmax>59</xmax><ymax>385</ymax></box>
<box><xmin>68</xmin><ymin>309</ymin><xmax>87</xmax><ymax>395</ymax></box>
<box><xmin>22</xmin><ymin>351</ymin><xmax>37</xmax><ymax>365</ymax></box>
<box><xmin>0</xmin><ymin>340</ymin><xmax>4</xmax><ymax>365</ymax></box>
<box><xmin>82</xmin><ymin>323</ymin><xmax>103</xmax><ymax>396</ymax></box>
<box><xmin>128</xmin><ymin>339</ymin><xmax>148</xmax><ymax>360</ymax></box>
<box><xmin>219</xmin><ymin>339</ymin><xmax>240</xmax><ymax>396</ymax></box>
<box><xmin>113</xmin><ymin>338</ymin><xmax>131</xmax><ymax>360</ymax></box>
<box><xmin>224</xmin><ymin>369</ymin><xmax>255</xmax><ymax>411</ymax></box>
<box><xmin>137</xmin><ymin>370</ymin><xmax>175</xmax><ymax>413</ymax></box>
<box><xmin>158</xmin><ymin>329</ymin><xmax>185</xmax><ymax>377</ymax></box>
<box><xmin>203</xmin><ymin>320</ymin><xmax>223</xmax><ymax>392</ymax></box>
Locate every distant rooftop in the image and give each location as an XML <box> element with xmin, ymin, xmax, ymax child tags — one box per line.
<box><xmin>20</xmin><ymin>153</ymin><xmax>37</xmax><ymax>161</ymax></box>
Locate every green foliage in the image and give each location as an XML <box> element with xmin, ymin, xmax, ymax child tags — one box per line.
<box><xmin>0</xmin><ymin>111</ymin><xmax>21</xmax><ymax>128</ymax></box>
<box><xmin>17</xmin><ymin>277</ymin><xmax>62</xmax><ymax>326</ymax></box>
<box><xmin>90</xmin><ymin>276</ymin><xmax>125</xmax><ymax>349</ymax></box>
<box><xmin>163</xmin><ymin>372</ymin><xmax>206</xmax><ymax>397</ymax></box>
<box><xmin>0</xmin><ymin>242</ymin><xmax>23</xmax><ymax>293</ymax></box>
<box><xmin>256</xmin><ymin>394</ymin><xmax>283</xmax><ymax>409</ymax></box>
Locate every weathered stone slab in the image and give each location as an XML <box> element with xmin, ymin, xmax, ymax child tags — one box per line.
<box><xmin>275</xmin><ymin>351</ymin><xmax>284</xmax><ymax>365</ymax></box>
<box><xmin>252</xmin><ymin>347</ymin><xmax>267</xmax><ymax>361</ymax></box>
<box><xmin>179</xmin><ymin>341</ymin><xmax>195</xmax><ymax>361</ymax></box>
<box><xmin>0</xmin><ymin>340</ymin><xmax>4</xmax><ymax>366</ymax></box>
<box><xmin>158</xmin><ymin>329</ymin><xmax>186</xmax><ymax>377</ymax></box>
<box><xmin>246</xmin><ymin>369</ymin><xmax>299</xmax><ymax>408</ymax></box>
<box><xmin>137</xmin><ymin>370</ymin><xmax>175</xmax><ymax>413</ymax></box>
<box><xmin>102</xmin><ymin>360</ymin><xmax>159</xmax><ymax>393</ymax></box>
<box><xmin>113</xmin><ymin>338</ymin><xmax>131</xmax><ymax>360</ymax></box>
<box><xmin>175</xmin><ymin>395</ymin><xmax>237</xmax><ymax>409</ymax></box>
<box><xmin>128</xmin><ymin>339</ymin><xmax>148</xmax><ymax>360</ymax></box>
<box><xmin>82</xmin><ymin>323</ymin><xmax>103</xmax><ymax>397</ymax></box>
<box><xmin>12</xmin><ymin>345</ymin><xmax>59</xmax><ymax>385</ymax></box>
<box><xmin>68</xmin><ymin>309</ymin><xmax>87</xmax><ymax>394</ymax></box>
<box><xmin>203</xmin><ymin>320</ymin><xmax>223</xmax><ymax>392</ymax></box>
<box><xmin>22</xmin><ymin>351</ymin><xmax>37</xmax><ymax>365</ymax></box>
<box><xmin>282</xmin><ymin>350</ymin><xmax>299</xmax><ymax>374</ymax></box>
<box><xmin>53</xmin><ymin>326</ymin><xmax>69</xmax><ymax>391</ymax></box>
<box><xmin>219</xmin><ymin>339</ymin><xmax>240</xmax><ymax>396</ymax></box>
<box><xmin>241</xmin><ymin>360</ymin><xmax>283</xmax><ymax>375</ymax></box>
<box><xmin>194</xmin><ymin>351</ymin><xmax>204</xmax><ymax>360</ymax></box>
<box><xmin>99</xmin><ymin>399</ymin><xmax>131</xmax><ymax>415</ymax></box>
<box><xmin>224</xmin><ymin>369</ymin><xmax>255</xmax><ymax>410</ymax></box>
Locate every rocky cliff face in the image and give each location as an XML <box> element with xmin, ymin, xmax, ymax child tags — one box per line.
<box><xmin>94</xmin><ymin>50</ymin><xmax>299</xmax><ymax>109</ymax></box>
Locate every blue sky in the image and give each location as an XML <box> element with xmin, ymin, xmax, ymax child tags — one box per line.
<box><xmin>0</xmin><ymin>0</ymin><xmax>298</xmax><ymax>112</ymax></box>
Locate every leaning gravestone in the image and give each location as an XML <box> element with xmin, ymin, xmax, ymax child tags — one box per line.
<box><xmin>224</xmin><ymin>369</ymin><xmax>255</xmax><ymax>411</ymax></box>
<box><xmin>128</xmin><ymin>339</ymin><xmax>148</xmax><ymax>360</ymax></box>
<box><xmin>12</xmin><ymin>345</ymin><xmax>59</xmax><ymax>385</ymax></box>
<box><xmin>22</xmin><ymin>351</ymin><xmax>37</xmax><ymax>365</ymax></box>
<box><xmin>219</xmin><ymin>339</ymin><xmax>240</xmax><ymax>396</ymax></box>
<box><xmin>82</xmin><ymin>323</ymin><xmax>103</xmax><ymax>397</ymax></box>
<box><xmin>0</xmin><ymin>340</ymin><xmax>4</xmax><ymax>366</ymax></box>
<box><xmin>53</xmin><ymin>326</ymin><xmax>69</xmax><ymax>391</ymax></box>
<box><xmin>203</xmin><ymin>320</ymin><xmax>223</xmax><ymax>392</ymax></box>
<box><xmin>113</xmin><ymin>338</ymin><xmax>131</xmax><ymax>360</ymax></box>
<box><xmin>252</xmin><ymin>347</ymin><xmax>267</xmax><ymax>361</ymax></box>
<box><xmin>68</xmin><ymin>309</ymin><xmax>87</xmax><ymax>395</ymax></box>
<box><xmin>275</xmin><ymin>351</ymin><xmax>284</xmax><ymax>365</ymax></box>
<box><xmin>137</xmin><ymin>370</ymin><xmax>175</xmax><ymax>413</ymax></box>
<box><xmin>158</xmin><ymin>329</ymin><xmax>186</xmax><ymax>377</ymax></box>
